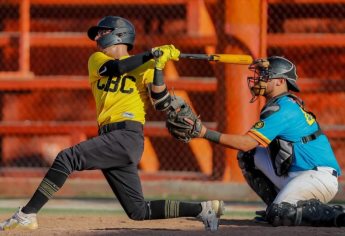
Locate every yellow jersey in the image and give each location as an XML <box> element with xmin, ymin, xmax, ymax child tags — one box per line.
<box><xmin>88</xmin><ymin>52</ymin><xmax>155</xmax><ymax>126</ymax></box>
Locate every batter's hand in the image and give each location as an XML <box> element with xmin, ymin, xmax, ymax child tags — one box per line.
<box><xmin>151</xmin><ymin>45</ymin><xmax>180</xmax><ymax>70</ymax></box>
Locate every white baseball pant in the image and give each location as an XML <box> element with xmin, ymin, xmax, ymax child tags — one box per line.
<box><xmin>253</xmin><ymin>147</ymin><xmax>339</xmax><ymax>204</ymax></box>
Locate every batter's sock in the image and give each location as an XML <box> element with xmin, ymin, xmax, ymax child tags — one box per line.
<box><xmin>147</xmin><ymin>200</ymin><xmax>202</xmax><ymax>219</ymax></box>
<box><xmin>22</xmin><ymin>165</ymin><xmax>69</xmax><ymax>214</ymax></box>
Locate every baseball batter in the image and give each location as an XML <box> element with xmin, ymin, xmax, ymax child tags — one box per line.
<box><xmin>0</xmin><ymin>16</ymin><xmax>223</xmax><ymax>232</ymax></box>
<box><xmin>174</xmin><ymin>56</ymin><xmax>345</xmax><ymax>227</ymax></box>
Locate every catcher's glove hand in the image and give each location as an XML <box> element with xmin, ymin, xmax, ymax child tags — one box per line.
<box><xmin>166</xmin><ymin>96</ymin><xmax>202</xmax><ymax>143</ymax></box>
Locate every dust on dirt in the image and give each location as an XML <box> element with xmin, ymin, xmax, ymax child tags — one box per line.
<box><xmin>0</xmin><ymin>213</ymin><xmax>344</xmax><ymax>236</ymax></box>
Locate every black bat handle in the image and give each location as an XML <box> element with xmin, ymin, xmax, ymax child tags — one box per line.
<box><xmin>152</xmin><ymin>49</ymin><xmax>163</xmax><ymax>58</ymax></box>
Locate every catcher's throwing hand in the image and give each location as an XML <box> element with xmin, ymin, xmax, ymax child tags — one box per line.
<box><xmin>166</xmin><ymin>96</ymin><xmax>202</xmax><ymax>143</ymax></box>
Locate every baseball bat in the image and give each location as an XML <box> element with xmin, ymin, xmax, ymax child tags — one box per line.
<box><xmin>179</xmin><ymin>53</ymin><xmax>253</xmax><ymax>65</ymax></box>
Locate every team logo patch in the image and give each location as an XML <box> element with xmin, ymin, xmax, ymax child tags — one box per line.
<box><xmin>122</xmin><ymin>112</ymin><xmax>134</xmax><ymax>118</ymax></box>
<box><xmin>254</xmin><ymin>121</ymin><xmax>264</xmax><ymax>129</ymax></box>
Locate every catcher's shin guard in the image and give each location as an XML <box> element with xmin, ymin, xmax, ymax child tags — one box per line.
<box><xmin>266</xmin><ymin>199</ymin><xmax>343</xmax><ymax>227</ymax></box>
<box><xmin>237</xmin><ymin>150</ymin><xmax>277</xmax><ymax>205</ymax></box>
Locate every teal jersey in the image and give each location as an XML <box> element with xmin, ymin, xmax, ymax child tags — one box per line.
<box><xmin>248</xmin><ymin>94</ymin><xmax>341</xmax><ymax>174</ymax></box>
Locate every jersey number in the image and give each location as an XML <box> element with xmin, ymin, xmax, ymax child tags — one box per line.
<box><xmin>97</xmin><ymin>75</ymin><xmax>136</xmax><ymax>93</ymax></box>
<box><xmin>300</xmin><ymin>107</ymin><xmax>315</xmax><ymax>125</ymax></box>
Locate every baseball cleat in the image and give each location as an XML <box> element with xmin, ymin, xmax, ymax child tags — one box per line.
<box><xmin>0</xmin><ymin>207</ymin><xmax>38</xmax><ymax>231</ymax></box>
<box><xmin>198</xmin><ymin>200</ymin><xmax>225</xmax><ymax>231</ymax></box>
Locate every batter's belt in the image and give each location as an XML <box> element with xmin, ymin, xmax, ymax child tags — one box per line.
<box><xmin>313</xmin><ymin>166</ymin><xmax>339</xmax><ymax>178</ymax></box>
<box><xmin>98</xmin><ymin>120</ymin><xmax>143</xmax><ymax>135</ymax></box>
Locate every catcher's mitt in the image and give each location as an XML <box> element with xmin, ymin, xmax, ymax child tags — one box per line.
<box><xmin>166</xmin><ymin>96</ymin><xmax>202</xmax><ymax>143</ymax></box>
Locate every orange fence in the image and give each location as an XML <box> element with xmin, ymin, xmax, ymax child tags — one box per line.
<box><xmin>0</xmin><ymin>0</ymin><xmax>344</xmax><ymax>182</ymax></box>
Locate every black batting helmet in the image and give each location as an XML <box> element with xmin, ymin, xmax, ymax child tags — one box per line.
<box><xmin>87</xmin><ymin>16</ymin><xmax>136</xmax><ymax>50</ymax></box>
<box><xmin>266</xmin><ymin>56</ymin><xmax>300</xmax><ymax>92</ymax></box>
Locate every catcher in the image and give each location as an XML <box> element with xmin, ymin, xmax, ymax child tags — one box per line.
<box><xmin>0</xmin><ymin>16</ymin><xmax>224</xmax><ymax>232</ymax></box>
<box><xmin>166</xmin><ymin>56</ymin><xmax>345</xmax><ymax>227</ymax></box>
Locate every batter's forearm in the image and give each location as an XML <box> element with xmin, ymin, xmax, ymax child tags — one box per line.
<box><xmin>151</xmin><ymin>69</ymin><xmax>166</xmax><ymax>93</ymax></box>
<box><xmin>153</xmin><ymin>69</ymin><xmax>165</xmax><ymax>86</ymax></box>
<box><xmin>99</xmin><ymin>51</ymin><xmax>153</xmax><ymax>77</ymax></box>
<box><xmin>118</xmin><ymin>51</ymin><xmax>153</xmax><ymax>74</ymax></box>
<box><xmin>149</xmin><ymin>68</ymin><xmax>172</xmax><ymax>111</ymax></box>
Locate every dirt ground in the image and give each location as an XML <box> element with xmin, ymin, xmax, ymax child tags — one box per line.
<box><xmin>0</xmin><ymin>199</ymin><xmax>344</xmax><ymax>236</ymax></box>
<box><xmin>1</xmin><ymin>212</ymin><xmax>345</xmax><ymax>236</ymax></box>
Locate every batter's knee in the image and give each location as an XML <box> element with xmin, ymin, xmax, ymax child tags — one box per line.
<box><xmin>126</xmin><ymin>206</ymin><xmax>147</xmax><ymax>221</ymax></box>
<box><xmin>123</xmin><ymin>201</ymin><xmax>148</xmax><ymax>221</ymax></box>
<box><xmin>53</xmin><ymin>148</ymin><xmax>82</xmax><ymax>175</ymax></box>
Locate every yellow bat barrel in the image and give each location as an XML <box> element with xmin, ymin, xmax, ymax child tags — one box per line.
<box><xmin>212</xmin><ymin>54</ymin><xmax>253</xmax><ymax>65</ymax></box>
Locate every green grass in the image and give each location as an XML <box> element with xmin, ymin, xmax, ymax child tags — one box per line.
<box><xmin>225</xmin><ymin>211</ymin><xmax>256</xmax><ymax>218</ymax></box>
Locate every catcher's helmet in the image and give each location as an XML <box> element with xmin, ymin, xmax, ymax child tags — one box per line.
<box><xmin>248</xmin><ymin>56</ymin><xmax>300</xmax><ymax>92</ymax></box>
<box><xmin>87</xmin><ymin>16</ymin><xmax>136</xmax><ymax>50</ymax></box>
<box><xmin>266</xmin><ymin>56</ymin><xmax>300</xmax><ymax>92</ymax></box>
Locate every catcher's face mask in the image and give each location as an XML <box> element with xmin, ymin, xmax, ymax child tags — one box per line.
<box><xmin>247</xmin><ymin>59</ymin><xmax>271</xmax><ymax>103</ymax></box>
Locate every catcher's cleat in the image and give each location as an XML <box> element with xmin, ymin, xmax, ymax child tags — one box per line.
<box><xmin>335</xmin><ymin>213</ymin><xmax>345</xmax><ymax>227</ymax></box>
<box><xmin>0</xmin><ymin>207</ymin><xmax>38</xmax><ymax>231</ymax></box>
<box><xmin>198</xmin><ymin>200</ymin><xmax>224</xmax><ymax>232</ymax></box>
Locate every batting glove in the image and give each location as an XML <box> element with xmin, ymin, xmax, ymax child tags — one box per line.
<box><xmin>151</xmin><ymin>45</ymin><xmax>180</xmax><ymax>70</ymax></box>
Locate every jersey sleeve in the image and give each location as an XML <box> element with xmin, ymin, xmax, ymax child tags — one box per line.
<box><xmin>247</xmin><ymin>101</ymin><xmax>291</xmax><ymax>147</ymax></box>
<box><xmin>88</xmin><ymin>52</ymin><xmax>113</xmax><ymax>83</ymax></box>
<box><xmin>142</xmin><ymin>60</ymin><xmax>155</xmax><ymax>86</ymax></box>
